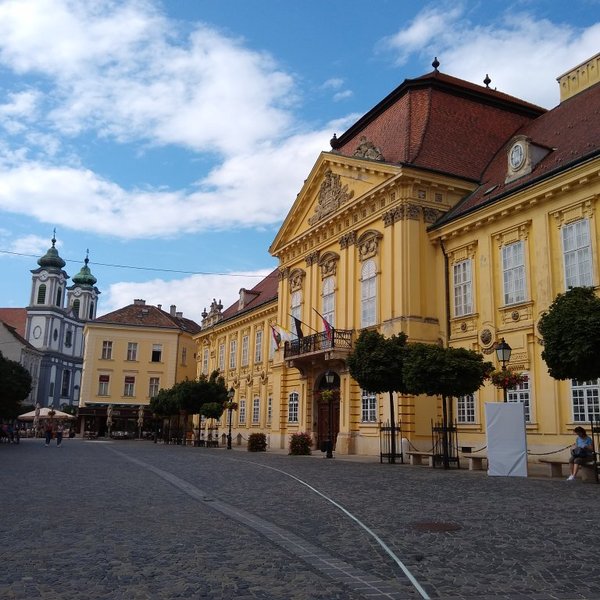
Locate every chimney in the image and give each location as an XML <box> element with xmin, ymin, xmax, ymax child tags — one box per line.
<box><xmin>176</xmin><ymin>311</ymin><xmax>183</xmax><ymax>318</ymax></box>
<box><xmin>157</xmin><ymin>304</ymin><xmax>162</xmax><ymax>311</ymax></box>
<box><xmin>170</xmin><ymin>304</ymin><xmax>176</xmax><ymax>316</ymax></box>
<box><xmin>133</xmin><ymin>299</ymin><xmax>146</xmax><ymax>306</ymax></box>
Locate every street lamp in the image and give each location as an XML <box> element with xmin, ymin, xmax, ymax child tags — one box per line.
<box><xmin>227</xmin><ymin>387</ymin><xmax>235</xmax><ymax>450</ymax></box>
<box><xmin>325</xmin><ymin>370</ymin><xmax>335</xmax><ymax>459</ymax></box>
<box><xmin>495</xmin><ymin>337</ymin><xmax>512</xmax><ymax>403</ymax></box>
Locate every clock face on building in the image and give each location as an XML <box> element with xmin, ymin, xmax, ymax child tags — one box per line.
<box><xmin>39</xmin><ymin>272</ymin><xmax>48</xmax><ymax>282</ymax></box>
<box><xmin>510</xmin><ymin>142</ymin><xmax>525</xmax><ymax>170</ymax></box>
<box><xmin>74</xmin><ymin>288</ymin><xmax>81</xmax><ymax>297</ymax></box>
<box><xmin>32</xmin><ymin>325</ymin><xmax>42</xmax><ymax>339</ymax></box>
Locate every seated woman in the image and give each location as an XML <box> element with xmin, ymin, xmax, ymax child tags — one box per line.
<box><xmin>568</xmin><ymin>426</ymin><xmax>594</xmax><ymax>481</ymax></box>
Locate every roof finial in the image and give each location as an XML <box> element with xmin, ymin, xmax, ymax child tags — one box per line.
<box><xmin>330</xmin><ymin>133</ymin><xmax>339</xmax><ymax>149</ymax></box>
<box><xmin>84</xmin><ymin>248</ymin><xmax>90</xmax><ymax>266</ymax></box>
<box><xmin>52</xmin><ymin>228</ymin><xmax>57</xmax><ymax>246</ymax></box>
<box><xmin>483</xmin><ymin>74</ymin><xmax>491</xmax><ymax>88</ymax></box>
<box><xmin>432</xmin><ymin>57</ymin><xmax>440</xmax><ymax>72</ymax></box>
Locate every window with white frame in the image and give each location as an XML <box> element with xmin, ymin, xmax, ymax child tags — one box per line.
<box><xmin>124</xmin><ymin>376</ymin><xmax>135</xmax><ymax>397</ymax></box>
<box><xmin>241</xmin><ymin>335</ymin><xmax>249</xmax><ymax>366</ymax></box>
<box><xmin>267</xmin><ymin>396</ymin><xmax>272</xmax><ymax>423</ymax></box>
<box><xmin>127</xmin><ymin>342</ymin><xmax>138</xmax><ymax>361</ymax></box>
<box><xmin>239</xmin><ymin>399</ymin><xmax>246</xmax><ymax>424</ymax></box>
<box><xmin>218</xmin><ymin>343</ymin><xmax>225</xmax><ymax>371</ymax></box>
<box><xmin>255</xmin><ymin>330</ymin><xmax>263</xmax><ymax>363</ymax></box>
<box><xmin>322</xmin><ymin>276</ymin><xmax>335</xmax><ymax>328</ymax></box>
<box><xmin>101</xmin><ymin>340</ymin><xmax>113</xmax><ymax>360</ymax></box>
<box><xmin>361</xmin><ymin>390</ymin><xmax>377</xmax><ymax>422</ymax></box>
<box><xmin>252</xmin><ymin>398</ymin><xmax>260</xmax><ymax>424</ymax></box>
<box><xmin>98</xmin><ymin>375</ymin><xmax>109</xmax><ymax>396</ymax></box>
<box><xmin>229</xmin><ymin>339</ymin><xmax>237</xmax><ymax>369</ymax></box>
<box><xmin>502</xmin><ymin>241</ymin><xmax>526</xmax><ymax>305</ymax></box>
<box><xmin>562</xmin><ymin>219</ymin><xmax>593</xmax><ymax>288</ymax></box>
<box><xmin>288</xmin><ymin>392</ymin><xmax>299</xmax><ymax>422</ymax></box>
<box><xmin>457</xmin><ymin>393</ymin><xmax>476</xmax><ymax>423</ymax></box>
<box><xmin>202</xmin><ymin>348</ymin><xmax>209</xmax><ymax>375</ymax></box>
<box><xmin>453</xmin><ymin>260</ymin><xmax>472</xmax><ymax>317</ymax></box>
<box><xmin>290</xmin><ymin>291</ymin><xmax>302</xmax><ymax>339</ymax></box>
<box><xmin>361</xmin><ymin>259</ymin><xmax>377</xmax><ymax>327</ymax></box>
<box><xmin>572</xmin><ymin>379</ymin><xmax>600</xmax><ymax>422</ymax></box>
<box><xmin>507</xmin><ymin>372</ymin><xmax>531</xmax><ymax>422</ymax></box>
<box><xmin>149</xmin><ymin>377</ymin><xmax>160</xmax><ymax>399</ymax></box>
<box><xmin>151</xmin><ymin>344</ymin><xmax>162</xmax><ymax>362</ymax></box>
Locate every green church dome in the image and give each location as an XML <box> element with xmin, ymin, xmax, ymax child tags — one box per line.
<box><xmin>37</xmin><ymin>235</ymin><xmax>66</xmax><ymax>269</ymax></box>
<box><xmin>72</xmin><ymin>256</ymin><xmax>97</xmax><ymax>286</ymax></box>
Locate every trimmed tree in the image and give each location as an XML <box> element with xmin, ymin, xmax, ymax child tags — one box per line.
<box><xmin>0</xmin><ymin>351</ymin><xmax>32</xmax><ymax>419</ymax></box>
<box><xmin>403</xmin><ymin>343</ymin><xmax>493</xmax><ymax>467</ymax></box>
<box><xmin>538</xmin><ymin>287</ymin><xmax>600</xmax><ymax>381</ymax></box>
<box><xmin>347</xmin><ymin>329</ymin><xmax>408</xmax><ymax>463</ymax></box>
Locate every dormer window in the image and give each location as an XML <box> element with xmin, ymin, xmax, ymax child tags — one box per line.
<box><xmin>506</xmin><ymin>135</ymin><xmax>551</xmax><ymax>184</ymax></box>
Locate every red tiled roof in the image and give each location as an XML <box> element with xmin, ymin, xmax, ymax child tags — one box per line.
<box><xmin>95</xmin><ymin>303</ymin><xmax>201</xmax><ymax>334</ymax></box>
<box><xmin>0</xmin><ymin>308</ymin><xmax>27</xmax><ymax>338</ymax></box>
<box><xmin>220</xmin><ymin>269</ymin><xmax>279</xmax><ymax>322</ymax></box>
<box><xmin>333</xmin><ymin>70</ymin><xmax>546</xmax><ymax>181</ymax></box>
<box><xmin>436</xmin><ymin>80</ymin><xmax>600</xmax><ymax>224</ymax></box>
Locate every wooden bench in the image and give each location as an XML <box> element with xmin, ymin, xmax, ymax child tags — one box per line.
<box><xmin>406</xmin><ymin>451</ymin><xmax>434</xmax><ymax>467</ymax></box>
<box><xmin>538</xmin><ymin>457</ymin><xmax>597</xmax><ymax>482</ymax></box>
<box><xmin>463</xmin><ymin>453</ymin><xmax>488</xmax><ymax>471</ymax></box>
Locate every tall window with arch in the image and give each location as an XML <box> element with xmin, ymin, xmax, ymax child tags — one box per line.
<box><xmin>361</xmin><ymin>259</ymin><xmax>377</xmax><ymax>327</ymax></box>
<box><xmin>56</xmin><ymin>287</ymin><xmax>62</xmax><ymax>307</ymax></box>
<box><xmin>72</xmin><ymin>299</ymin><xmax>80</xmax><ymax>317</ymax></box>
<box><xmin>37</xmin><ymin>284</ymin><xmax>46</xmax><ymax>304</ymax></box>
<box><xmin>290</xmin><ymin>290</ymin><xmax>302</xmax><ymax>339</ymax></box>
<box><xmin>322</xmin><ymin>276</ymin><xmax>335</xmax><ymax>328</ymax></box>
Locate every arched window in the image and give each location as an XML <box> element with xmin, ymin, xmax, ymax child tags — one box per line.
<box><xmin>72</xmin><ymin>299</ymin><xmax>80</xmax><ymax>317</ymax></box>
<box><xmin>361</xmin><ymin>259</ymin><xmax>377</xmax><ymax>327</ymax></box>
<box><xmin>290</xmin><ymin>290</ymin><xmax>302</xmax><ymax>339</ymax></box>
<box><xmin>37</xmin><ymin>284</ymin><xmax>46</xmax><ymax>304</ymax></box>
<box><xmin>56</xmin><ymin>287</ymin><xmax>62</xmax><ymax>307</ymax></box>
<box><xmin>88</xmin><ymin>301</ymin><xmax>94</xmax><ymax>319</ymax></box>
<box><xmin>322</xmin><ymin>276</ymin><xmax>335</xmax><ymax>327</ymax></box>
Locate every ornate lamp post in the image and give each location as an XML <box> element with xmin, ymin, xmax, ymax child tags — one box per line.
<box><xmin>226</xmin><ymin>387</ymin><xmax>235</xmax><ymax>450</ymax></box>
<box><xmin>325</xmin><ymin>370</ymin><xmax>335</xmax><ymax>459</ymax></box>
<box><xmin>495</xmin><ymin>338</ymin><xmax>512</xmax><ymax>403</ymax></box>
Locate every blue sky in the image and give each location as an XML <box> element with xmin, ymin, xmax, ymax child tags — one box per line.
<box><xmin>0</xmin><ymin>0</ymin><xmax>598</xmax><ymax>323</ymax></box>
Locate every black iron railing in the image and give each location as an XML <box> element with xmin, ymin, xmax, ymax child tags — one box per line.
<box><xmin>283</xmin><ymin>329</ymin><xmax>353</xmax><ymax>359</ymax></box>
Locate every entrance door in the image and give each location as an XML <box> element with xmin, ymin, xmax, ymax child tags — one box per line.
<box><xmin>317</xmin><ymin>399</ymin><xmax>340</xmax><ymax>450</ymax></box>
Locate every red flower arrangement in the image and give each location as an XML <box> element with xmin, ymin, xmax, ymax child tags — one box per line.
<box><xmin>489</xmin><ymin>368</ymin><xmax>528</xmax><ymax>390</ymax></box>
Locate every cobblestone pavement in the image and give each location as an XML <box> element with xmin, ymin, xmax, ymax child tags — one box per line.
<box><xmin>1</xmin><ymin>439</ymin><xmax>599</xmax><ymax>600</ymax></box>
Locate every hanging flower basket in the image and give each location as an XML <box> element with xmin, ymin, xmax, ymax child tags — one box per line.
<box><xmin>314</xmin><ymin>389</ymin><xmax>340</xmax><ymax>403</ymax></box>
<box><xmin>489</xmin><ymin>368</ymin><xmax>528</xmax><ymax>390</ymax></box>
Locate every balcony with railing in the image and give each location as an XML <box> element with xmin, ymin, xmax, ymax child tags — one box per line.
<box><xmin>283</xmin><ymin>329</ymin><xmax>353</xmax><ymax>361</ymax></box>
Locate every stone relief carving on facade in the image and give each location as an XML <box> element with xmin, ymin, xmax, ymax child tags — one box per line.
<box><xmin>352</xmin><ymin>136</ymin><xmax>385</xmax><ymax>161</ymax></box>
<box><xmin>289</xmin><ymin>269</ymin><xmax>305</xmax><ymax>292</ymax></box>
<box><xmin>319</xmin><ymin>252</ymin><xmax>339</xmax><ymax>278</ymax></box>
<box><xmin>422</xmin><ymin>207</ymin><xmax>444</xmax><ymax>224</ymax></box>
<box><xmin>339</xmin><ymin>231</ymin><xmax>356</xmax><ymax>249</ymax></box>
<box><xmin>383</xmin><ymin>205</ymin><xmax>404</xmax><ymax>226</ymax></box>
<box><xmin>357</xmin><ymin>231</ymin><xmax>383</xmax><ymax>261</ymax></box>
<box><xmin>305</xmin><ymin>251</ymin><xmax>320</xmax><ymax>267</ymax></box>
<box><xmin>308</xmin><ymin>169</ymin><xmax>354</xmax><ymax>225</ymax></box>
<box><xmin>406</xmin><ymin>203</ymin><xmax>421</xmax><ymax>220</ymax></box>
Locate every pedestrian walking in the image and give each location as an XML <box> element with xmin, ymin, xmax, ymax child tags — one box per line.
<box><xmin>44</xmin><ymin>422</ymin><xmax>54</xmax><ymax>447</ymax></box>
<box><xmin>56</xmin><ymin>423</ymin><xmax>64</xmax><ymax>447</ymax></box>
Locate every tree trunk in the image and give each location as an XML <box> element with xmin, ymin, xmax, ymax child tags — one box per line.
<box><xmin>389</xmin><ymin>390</ymin><xmax>396</xmax><ymax>464</ymax></box>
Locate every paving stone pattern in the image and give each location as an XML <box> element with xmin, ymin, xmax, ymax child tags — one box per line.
<box><xmin>1</xmin><ymin>439</ymin><xmax>599</xmax><ymax>599</ymax></box>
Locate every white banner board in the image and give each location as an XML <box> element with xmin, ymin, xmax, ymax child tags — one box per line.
<box><xmin>485</xmin><ymin>402</ymin><xmax>528</xmax><ymax>477</ymax></box>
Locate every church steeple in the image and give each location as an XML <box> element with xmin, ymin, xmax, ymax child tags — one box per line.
<box><xmin>67</xmin><ymin>250</ymin><xmax>100</xmax><ymax>321</ymax></box>
<box><xmin>37</xmin><ymin>230</ymin><xmax>66</xmax><ymax>269</ymax></box>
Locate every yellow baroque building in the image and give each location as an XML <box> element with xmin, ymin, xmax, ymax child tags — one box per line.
<box><xmin>79</xmin><ymin>300</ymin><xmax>200</xmax><ymax>436</ymax></box>
<box><xmin>197</xmin><ymin>53</ymin><xmax>600</xmax><ymax>457</ymax></box>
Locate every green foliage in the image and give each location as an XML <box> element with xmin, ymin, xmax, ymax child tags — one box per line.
<box><xmin>0</xmin><ymin>351</ymin><xmax>32</xmax><ymax>419</ymax></box>
<box><xmin>247</xmin><ymin>432</ymin><xmax>267</xmax><ymax>452</ymax></box>
<box><xmin>201</xmin><ymin>402</ymin><xmax>224</xmax><ymax>420</ymax></box>
<box><xmin>347</xmin><ymin>329</ymin><xmax>409</xmax><ymax>394</ymax></box>
<box><xmin>289</xmin><ymin>432</ymin><xmax>312</xmax><ymax>455</ymax></box>
<box><xmin>403</xmin><ymin>343</ymin><xmax>493</xmax><ymax>398</ymax></box>
<box><xmin>149</xmin><ymin>387</ymin><xmax>178</xmax><ymax>417</ymax></box>
<box><xmin>538</xmin><ymin>287</ymin><xmax>600</xmax><ymax>381</ymax></box>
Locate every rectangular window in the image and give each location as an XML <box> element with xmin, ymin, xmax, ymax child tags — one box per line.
<box><xmin>202</xmin><ymin>348</ymin><xmax>209</xmax><ymax>375</ymax></box>
<box><xmin>572</xmin><ymin>379</ymin><xmax>600</xmax><ymax>422</ymax></box>
<box><xmin>181</xmin><ymin>347</ymin><xmax>187</xmax><ymax>366</ymax></box>
<box><xmin>127</xmin><ymin>342</ymin><xmax>138</xmax><ymax>361</ymax></box>
<box><xmin>229</xmin><ymin>339</ymin><xmax>237</xmax><ymax>369</ymax></box>
<box><xmin>502</xmin><ymin>241</ymin><xmax>526</xmax><ymax>305</ymax></box>
<box><xmin>507</xmin><ymin>373</ymin><xmax>531</xmax><ymax>422</ymax></box>
<box><xmin>149</xmin><ymin>377</ymin><xmax>160</xmax><ymax>399</ymax></box>
<box><xmin>267</xmin><ymin>396</ymin><xmax>272</xmax><ymax>424</ymax></box>
<box><xmin>218</xmin><ymin>343</ymin><xmax>225</xmax><ymax>371</ymax></box>
<box><xmin>255</xmin><ymin>330</ymin><xmax>263</xmax><ymax>363</ymax></box>
<box><xmin>361</xmin><ymin>260</ymin><xmax>377</xmax><ymax>328</ymax></box>
<box><xmin>457</xmin><ymin>393</ymin><xmax>476</xmax><ymax>424</ymax></box>
<box><xmin>563</xmin><ymin>219</ymin><xmax>593</xmax><ymax>288</ymax></box>
<box><xmin>101</xmin><ymin>340</ymin><xmax>113</xmax><ymax>360</ymax></box>
<box><xmin>322</xmin><ymin>276</ymin><xmax>335</xmax><ymax>328</ymax></box>
<box><xmin>151</xmin><ymin>344</ymin><xmax>162</xmax><ymax>362</ymax></box>
<box><xmin>98</xmin><ymin>374</ymin><xmax>109</xmax><ymax>396</ymax></box>
<box><xmin>290</xmin><ymin>291</ymin><xmax>302</xmax><ymax>340</ymax></box>
<box><xmin>453</xmin><ymin>260</ymin><xmax>472</xmax><ymax>317</ymax></box>
<box><xmin>124</xmin><ymin>376</ymin><xmax>135</xmax><ymax>397</ymax></box>
<box><xmin>241</xmin><ymin>335</ymin><xmax>249</xmax><ymax>366</ymax></box>
<box><xmin>288</xmin><ymin>392</ymin><xmax>299</xmax><ymax>423</ymax></box>
<box><xmin>239</xmin><ymin>399</ymin><xmax>246</xmax><ymax>424</ymax></box>
<box><xmin>361</xmin><ymin>390</ymin><xmax>377</xmax><ymax>422</ymax></box>
<box><xmin>252</xmin><ymin>398</ymin><xmax>260</xmax><ymax>424</ymax></box>
<box><xmin>61</xmin><ymin>370</ymin><xmax>70</xmax><ymax>397</ymax></box>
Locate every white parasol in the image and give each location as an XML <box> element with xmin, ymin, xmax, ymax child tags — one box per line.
<box><xmin>18</xmin><ymin>407</ymin><xmax>76</xmax><ymax>421</ymax></box>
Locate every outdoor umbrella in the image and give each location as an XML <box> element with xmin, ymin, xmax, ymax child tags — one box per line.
<box><xmin>18</xmin><ymin>407</ymin><xmax>76</xmax><ymax>421</ymax></box>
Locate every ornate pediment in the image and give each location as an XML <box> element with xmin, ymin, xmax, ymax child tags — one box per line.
<box><xmin>353</xmin><ymin>136</ymin><xmax>385</xmax><ymax>161</ymax></box>
<box><xmin>308</xmin><ymin>169</ymin><xmax>354</xmax><ymax>225</ymax></box>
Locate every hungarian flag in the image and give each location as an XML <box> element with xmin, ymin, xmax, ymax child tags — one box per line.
<box><xmin>270</xmin><ymin>324</ymin><xmax>282</xmax><ymax>349</ymax></box>
<box><xmin>322</xmin><ymin>317</ymin><xmax>333</xmax><ymax>342</ymax></box>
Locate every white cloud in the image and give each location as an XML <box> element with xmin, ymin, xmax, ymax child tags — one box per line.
<box><xmin>101</xmin><ymin>269</ymin><xmax>273</xmax><ymax>324</ymax></box>
<box><xmin>333</xmin><ymin>90</ymin><xmax>353</xmax><ymax>102</ymax></box>
<box><xmin>322</xmin><ymin>78</ymin><xmax>344</xmax><ymax>90</ymax></box>
<box><xmin>382</xmin><ymin>7</ymin><xmax>600</xmax><ymax>108</ymax></box>
<box><xmin>10</xmin><ymin>234</ymin><xmax>52</xmax><ymax>256</ymax></box>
